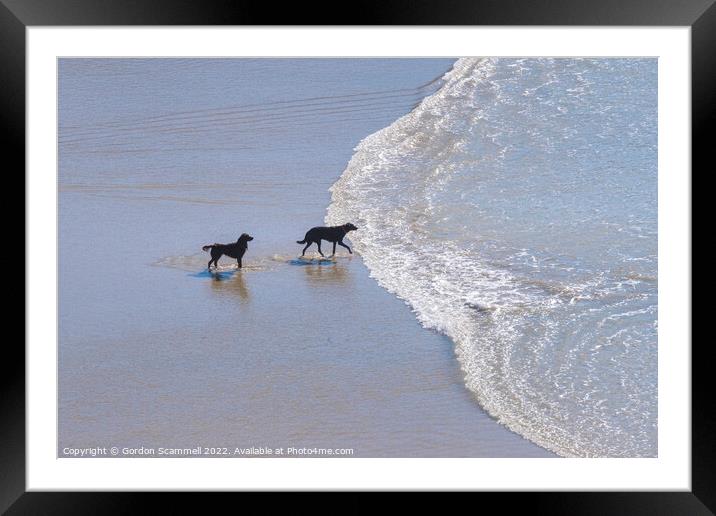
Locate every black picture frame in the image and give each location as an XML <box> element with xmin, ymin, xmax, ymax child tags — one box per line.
<box><xmin>6</xmin><ymin>0</ymin><xmax>708</xmax><ymax>512</ymax></box>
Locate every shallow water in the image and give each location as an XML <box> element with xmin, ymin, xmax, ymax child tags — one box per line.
<box><xmin>58</xmin><ymin>58</ymin><xmax>552</xmax><ymax>457</ymax></box>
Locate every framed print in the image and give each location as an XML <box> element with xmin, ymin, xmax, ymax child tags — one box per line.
<box><xmin>7</xmin><ymin>0</ymin><xmax>709</xmax><ymax>511</ymax></box>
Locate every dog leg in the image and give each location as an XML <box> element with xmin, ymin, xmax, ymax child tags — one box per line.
<box><xmin>338</xmin><ymin>241</ymin><xmax>352</xmax><ymax>254</ymax></box>
<box><xmin>208</xmin><ymin>259</ymin><xmax>214</xmax><ymax>270</ymax></box>
<box><xmin>237</xmin><ymin>258</ymin><xmax>242</xmax><ymax>269</ymax></box>
<box><xmin>317</xmin><ymin>241</ymin><xmax>324</xmax><ymax>257</ymax></box>
<box><xmin>332</xmin><ymin>241</ymin><xmax>337</xmax><ymax>256</ymax></box>
<box><xmin>302</xmin><ymin>242</ymin><xmax>312</xmax><ymax>256</ymax></box>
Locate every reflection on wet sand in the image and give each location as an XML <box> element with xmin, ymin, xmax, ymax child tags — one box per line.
<box><xmin>209</xmin><ymin>271</ymin><xmax>250</xmax><ymax>301</ymax></box>
<box><xmin>301</xmin><ymin>261</ymin><xmax>351</xmax><ymax>287</ymax></box>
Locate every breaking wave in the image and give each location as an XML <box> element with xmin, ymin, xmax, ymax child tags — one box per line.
<box><xmin>327</xmin><ymin>58</ymin><xmax>657</xmax><ymax>457</ymax></box>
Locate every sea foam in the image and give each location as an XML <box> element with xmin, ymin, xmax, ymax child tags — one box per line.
<box><xmin>327</xmin><ymin>58</ymin><xmax>658</xmax><ymax>457</ymax></box>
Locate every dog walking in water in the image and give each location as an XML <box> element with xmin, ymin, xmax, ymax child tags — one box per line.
<box><xmin>203</xmin><ymin>233</ymin><xmax>254</xmax><ymax>270</ymax></box>
<box><xmin>296</xmin><ymin>223</ymin><xmax>357</xmax><ymax>257</ymax></box>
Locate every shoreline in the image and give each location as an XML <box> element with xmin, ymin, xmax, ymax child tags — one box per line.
<box><xmin>59</xmin><ymin>58</ymin><xmax>555</xmax><ymax>458</ymax></box>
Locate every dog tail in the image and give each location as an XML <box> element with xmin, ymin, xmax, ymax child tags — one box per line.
<box><xmin>202</xmin><ymin>244</ymin><xmax>214</xmax><ymax>252</ymax></box>
<box><xmin>296</xmin><ymin>239</ymin><xmax>306</xmax><ymax>244</ymax></box>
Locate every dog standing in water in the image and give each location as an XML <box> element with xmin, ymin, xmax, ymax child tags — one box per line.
<box><xmin>203</xmin><ymin>233</ymin><xmax>254</xmax><ymax>270</ymax></box>
<box><xmin>296</xmin><ymin>223</ymin><xmax>358</xmax><ymax>257</ymax></box>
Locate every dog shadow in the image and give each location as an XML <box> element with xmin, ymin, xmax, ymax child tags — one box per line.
<box><xmin>296</xmin><ymin>261</ymin><xmax>350</xmax><ymax>286</ymax></box>
<box><xmin>190</xmin><ymin>269</ymin><xmax>236</xmax><ymax>280</ymax></box>
<box><xmin>211</xmin><ymin>271</ymin><xmax>250</xmax><ymax>301</ymax></box>
<box><xmin>288</xmin><ymin>257</ymin><xmax>337</xmax><ymax>266</ymax></box>
<box><xmin>190</xmin><ymin>269</ymin><xmax>250</xmax><ymax>301</ymax></box>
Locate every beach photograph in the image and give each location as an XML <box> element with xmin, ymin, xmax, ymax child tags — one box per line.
<box><xmin>58</xmin><ymin>57</ymin><xmax>657</xmax><ymax>459</ymax></box>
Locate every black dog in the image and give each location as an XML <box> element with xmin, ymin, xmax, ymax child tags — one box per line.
<box><xmin>203</xmin><ymin>233</ymin><xmax>254</xmax><ymax>270</ymax></box>
<box><xmin>297</xmin><ymin>223</ymin><xmax>357</xmax><ymax>257</ymax></box>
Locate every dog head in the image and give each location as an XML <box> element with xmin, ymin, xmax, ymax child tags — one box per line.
<box><xmin>239</xmin><ymin>233</ymin><xmax>254</xmax><ymax>242</ymax></box>
<box><xmin>343</xmin><ymin>223</ymin><xmax>358</xmax><ymax>232</ymax></box>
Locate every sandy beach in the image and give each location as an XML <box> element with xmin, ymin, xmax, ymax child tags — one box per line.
<box><xmin>59</xmin><ymin>58</ymin><xmax>553</xmax><ymax>457</ymax></box>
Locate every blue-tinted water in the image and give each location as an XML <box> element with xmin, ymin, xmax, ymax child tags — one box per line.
<box><xmin>59</xmin><ymin>57</ymin><xmax>656</xmax><ymax>458</ymax></box>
